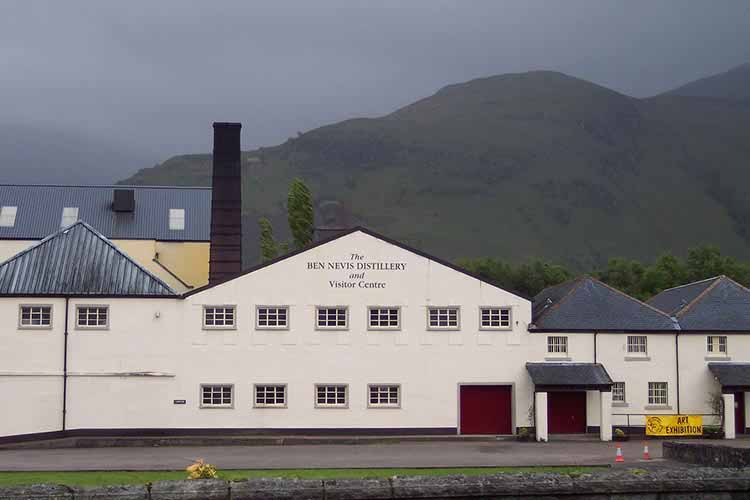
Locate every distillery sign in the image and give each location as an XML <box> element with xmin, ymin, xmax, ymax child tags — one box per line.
<box><xmin>307</xmin><ymin>253</ymin><xmax>406</xmax><ymax>289</ymax></box>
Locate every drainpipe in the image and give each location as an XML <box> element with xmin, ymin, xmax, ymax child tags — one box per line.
<box><xmin>594</xmin><ymin>332</ymin><xmax>598</xmax><ymax>364</ymax></box>
<box><xmin>62</xmin><ymin>297</ymin><xmax>69</xmax><ymax>431</ymax></box>
<box><xmin>675</xmin><ymin>332</ymin><xmax>680</xmax><ymax>414</ymax></box>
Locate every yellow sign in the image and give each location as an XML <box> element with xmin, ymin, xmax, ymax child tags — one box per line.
<box><xmin>646</xmin><ymin>415</ymin><xmax>703</xmax><ymax>436</ymax></box>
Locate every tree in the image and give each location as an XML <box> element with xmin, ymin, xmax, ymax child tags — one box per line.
<box><xmin>287</xmin><ymin>178</ymin><xmax>314</xmax><ymax>250</ymax></box>
<box><xmin>258</xmin><ymin>217</ymin><xmax>278</xmax><ymax>263</ymax></box>
<box><xmin>596</xmin><ymin>258</ymin><xmax>646</xmax><ymax>299</ymax></box>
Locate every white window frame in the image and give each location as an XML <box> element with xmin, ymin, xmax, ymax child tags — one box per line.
<box><xmin>254</xmin><ymin>384</ymin><xmax>287</xmax><ymax>408</ymax></box>
<box><xmin>648</xmin><ymin>382</ymin><xmax>668</xmax><ymax>406</ymax></box>
<box><xmin>627</xmin><ymin>335</ymin><xmax>648</xmax><ymax>355</ymax></box>
<box><xmin>203</xmin><ymin>305</ymin><xmax>237</xmax><ymax>330</ymax></box>
<box><xmin>367</xmin><ymin>384</ymin><xmax>401</xmax><ymax>408</ymax></box>
<box><xmin>314</xmin><ymin>384</ymin><xmax>348</xmax><ymax>408</ymax></box>
<box><xmin>169</xmin><ymin>208</ymin><xmax>185</xmax><ymax>230</ymax></box>
<box><xmin>367</xmin><ymin>306</ymin><xmax>401</xmax><ymax>330</ymax></box>
<box><xmin>75</xmin><ymin>305</ymin><xmax>109</xmax><ymax>330</ymax></box>
<box><xmin>612</xmin><ymin>382</ymin><xmax>626</xmax><ymax>404</ymax></box>
<box><xmin>547</xmin><ymin>336</ymin><xmax>568</xmax><ymax>354</ymax></box>
<box><xmin>0</xmin><ymin>206</ymin><xmax>18</xmax><ymax>227</ymax></box>
<box><xmin>60</xmin><ymin>207</ymin><xmax>79</xmax><ymax>228</ymax></box>
<box><xmin>18</xmin><ymin>304</ymin><xmax>53</xmax><ymax>330</ymax></box>
<box><xmin>427</xmin><ymin>306</ymin><xmax>460</xmax><ymax>330</ymax></box>
<box><xmin>707</xmin><ymin>335</ymin><xmax>728</xmax><ymax>355</ymax></box>
<box><xmin>200</xmin><ymin>384</ymin><xmax>234</xmax><ymax>408</ymax></box>
<box><xmin>256</xmin><ymin>306</ymin><xmax>289</xmax><ymax>330</ymax></box>
<box><xmin>316</xmin><ymin>306</ymin><xmax>348</xmax><ymax>330</ymax></box>
<box><xmin>479</xmin><ymin>307</ymin><xmax>512</xmax><ymax>330</ymax></box>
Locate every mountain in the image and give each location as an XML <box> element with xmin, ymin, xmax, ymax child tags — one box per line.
<box><xmin>663</xmin><ymin>63</ymin><xmax>750</xmax><ymax>101</ymax></box>
<box><xmin>120</xmin><ymin>70</ymin><xmax>750</xmax><ymax>270</ymax></box>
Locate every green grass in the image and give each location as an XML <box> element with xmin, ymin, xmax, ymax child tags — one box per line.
<box><xmin>0</xmin><ymin>466</ymin><xmax>606</xmax><ymax>487</ymax></box>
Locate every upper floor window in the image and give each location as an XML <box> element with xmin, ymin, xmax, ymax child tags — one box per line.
<box><xmin>317</xmin><ymin>307</ymin><xmax>347</xmax><ymax>329</ymax></box>
<box><xmin>368</xmin><ymin>384</ymin><xmax>401</xmax><ymax>408</ymax></box>
<box><xmin>0</xmin><ymin>206</ymin><xmax>18</xmax><ymax>227</ymax></box>
<box><xmin>60</xmin><ymin>207</ymin><xmax>79</xmax><ymax>228</ymax></box>
<box><xmin>315</xmin><ymin>384</ymin><xmax>348</xmax><ymax>408</ymax></box>
<box><xmin>169</xmin><ymin>208</ymin><xmax>185</xmax><ymax>230</ymax></box>
<box><xmin>707</xmin><ymin>335</ymin><xmax>727</xmax><ymax>355</ymax></box>
<box><xmin>257</xmin><ymin>306</ymin><xmax>288</xmax><ymax>329</ymax></box>
<box><xmin>547</xmin><ymin>336</ymin><xmax>568</xmax><ymax>354</ymax></box>
<box><xmin>627</xmin><ymin>335</ymin><xmax>647</xmax><ymax>354</ymax></box>
<box><xmin>368</xmin><ymin>307</ymin><xmax>400</xmax><ymax>330</ymax></box>
<box><xmin>612</xmin><ymin>382</ymin><xmax>626</xmax><ymax>403</ymax></box>
<box><xmin>203</xmin><ymin>306</ymin><xmax>236</xmax><ymax>329</ymax></box>
<box><xmin>76</xmin><ymin>305</ymin><xmax>108</xmax><ymax>329</ymax></box>
<box><xmin>254</xmin><ymin>384</ymin><xmax>287</xmax><ymax>407</ymax></box>
<box><xmin>427</xmin><ymin>307</ymin><xmax>459</xmax><ymax>330</ymax></box>
<box><xmin>19</xmin><ymin>305</ymin><xmax>52</xmax><ymax>329</ymax></box>
<box><xmin>200</xmin><ymin>384</ymin><xmax>233</xmax><ymax>408</ymax></box>
<box><xmin>480</xmin><ymin>307</ymin><xmax>511</xmax><ymax>330</ymax></box>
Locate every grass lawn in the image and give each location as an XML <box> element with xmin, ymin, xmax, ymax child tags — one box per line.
<box><xmin>0</xmin><ymin>466</ymin><xmax>607</xmax><ymax>487</ymax></box>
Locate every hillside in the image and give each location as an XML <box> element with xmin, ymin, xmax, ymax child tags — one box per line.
<box><xmin>664</xmin><ymin>63</ymin><xmax>750</xmax><ymax>101</ymax></box>
<box><xmin>121</xmin><ymin>69</ymin><xmax>750</xmax><ymax>269</ymax></box>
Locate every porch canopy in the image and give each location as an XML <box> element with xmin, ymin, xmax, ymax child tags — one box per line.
<box><xmin>708</xmin><ymin>363</ymin><xmax>750</xmax><ymax>393</ymax></box>
<box><xmin>526</xmin><ymin>362</ymin><xmax>613</xmax><ymax>392</ymax></box>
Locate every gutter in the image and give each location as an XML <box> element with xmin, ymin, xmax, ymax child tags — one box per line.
<box><xmin>153</xmin><ymin>255</ymin><xmax>193</xmax><ymax>290</ymax></box>
<box><xmin>62</xmin><ymin>297</ymin><xmax>69</xmax><ymax>431</ymax></box>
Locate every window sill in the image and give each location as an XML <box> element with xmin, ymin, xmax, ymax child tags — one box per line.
<box><xmin>75</xmin><ymin>326</ymin><xmax>110</xmax><ymax>331</ymax></box>
<box><xmin>18</xmin><ymin>326</ymin><xmax>54</xmax><ymax>331</ymax></box>
<box><xmin>705</xmin><ymin>355</ymin><xmax>731</xmax><ymax>361</ymax></box>
<box><xmin>479</xmin><ymin>327</ymin><xmax>512</xmax><ymax>332</ymax></box>
<box><xmin>544</xmin><ymin>356</ymin><xmax>571</xmax><ymax>361</ymax></box>
<box><xmin>253</xmin><ymin>405</ymin><xmax>288</xmax><ymax>409</ymax></box>
<box><xmin>624</xmin><ymin>356</ymin><xmax>651</xmax><ymax>361</ymax></box>
<box><xmin>367</xmin><ymin>327</ymin><xmax>401</xmax><ymax>332</ymax></box>
<box><xmin>612</xmin><ymin>402</ymin><xmax>629</xmax><ymax>408</ymax></box>
<box><xmin>199</xmin><ymin>406</ymin><xmax>234</xmax><ymax>410</ymax></box>
<box><xmin>315</xmin><ymin>327</ymin><xmax>349</xmax><ymax>332</ymax></box>
<box><xmin>367</xmin><ymin>405</ymin><xmax>401</xmax><ymax>409</ymax></box>
<box><xmin>644</xmin><ymin>405</ymin><xmax>672</xmax><ymax>410</ymax></box>
<box><xmin>202</xmin><ymin>327</ymin><xmax>237</xmax><ymax>331</ymax></box>
<box><xmin>426</xmin><ymin>328</ymin><xmax>460</xmax><ymax>332</ymax></box>
<box><xmin>255</xmin><ymin>327</ymin><xmax>290</xmax><ymax>331</ymax></box>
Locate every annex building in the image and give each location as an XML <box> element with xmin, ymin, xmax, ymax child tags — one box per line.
<box><xmin>1</xmin><ymin>123</ymin><xmax>749</xmax><ymax>443</ymax></box>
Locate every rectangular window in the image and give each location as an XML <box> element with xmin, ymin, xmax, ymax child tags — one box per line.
<box><xmin>480</xmin><ymin>307</ymin><xmax>511</xmax><ymax>329</ymax></box>
<box><xmin>60</xmin><ymin>207</ymin><xmax>79</xmax><ymax>228</ymax></box>
<box><xmin>627</xmin><ymin>335</ymin><xmax>648</xmax><ymax>354</ymax></box>
<box><xmin>707</xmin><ymin>336</ymin><xmax>728</xmax><ymax>354</ymax></box>
<box><xmin>315</xmin><ymin>384</ymin><xmax>348</xmax><ymax>408</ymax></box>
<box><xmin>0</xmin><ymin>206</ymin><xmax>18</xmax><ymax>227</ymax></box>
<box><xmin>427</xmin><ymin>307</ymin><xmax>459</xmax><ymax>329</ymax></box>
<box><xmin>19</xmin><ymin>305</ymin><xmax>52</xmax><ymax>328</ymax></box>
<box><xmin>612</xmin><ymin>382</ymin><xmax>626</xmax><ymax>403</ymax></box>
<box><xmin>316</xmin><ymin>307</ymin><xmax>347</xmax><ymax>329</ymax></box>
<box><xmin>257</xmin><ymin>306</ymin><xmax>288</xmax><ymax>329</ymax></box>
<box><xmin>368</xmin><ymin>384</ymin><xmax>400</xmax><ymax>407</ymax></box>
<box><xmin>648</xmin><ymin>382</ymin><xmax>668</xmax><ymax>405</ymax></box>
<box><xmin>200</xmin><ymin>385</ymin><xmax>233</xmax><ymax>408</ymax></box>
<box><xmin>254</xmin><ymin>384</ymin><xmax>287</xmax><ymax>407</ymax></box>
<box><xmin>76</xmin><ymin>306</ymin><xmax>108</xmax><ymax>329</ymax></box>
<box><xmin>368</xmin><ymin>307</ymin><xmax>400</xmax><ymax>329</ymax></box>
<box><xmin>203</xmin><ymin>306</ymin><xmax>236</xmax><ymax>329</ymax></box>
<box><xmin>169</xmin><ymin>208</ymin><xmax>185</xmax><ymax>230</ymax></box>
<box><xmin>547</xmin><ymin>336</ymin><xmax>568</xmax><ymax>354</ymax></box>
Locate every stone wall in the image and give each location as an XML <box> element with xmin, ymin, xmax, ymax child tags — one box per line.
<box><xmin>664</xmin><ymin>440</ymin><xmax>750</xmax><ymax>468</ymax></box>
<box><xmin>3</xmin><ymin>468</ymin><xmax>750</xmax><ymax>500</ymax></box>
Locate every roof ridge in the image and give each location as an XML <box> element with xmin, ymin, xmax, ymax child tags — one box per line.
<box><xmin>589</xmin><ymin>276</ymin><xmax>677</xmax><ymax>322</ymax></box>
<box><xmin>656</xmin><ymin>275</ymin><xmax>722</xmax><ymax>293</ymax></box>
<box><xmin>675</xmin><ymin>276</ymin><xmax>724</xmax><ymax>318</ymax></box>
<box><xmin>531</xmin><ymin>277</ymin><xmax>585</xmax><ymax>324</ymax></box>
<box><xmin>716</xmin><ymin>275</ymin><xmax>750</xmax><ymax>293</ymax></box>
<box><xmin>0</xmin><ymin>221</ymin><xmax>86</xmax><ymax>268</ymax></box>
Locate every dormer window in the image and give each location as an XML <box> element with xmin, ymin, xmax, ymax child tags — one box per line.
<box><xmin>169</xmin><ymin>208</ymin><xmax>185</xmax><ymax>230</ymax></box>
<box><xmin>60</xmin><ymin>207</ymin><xmax>79</xmax><ymax>228</ymax></box>
<box><xmin>0</xmin><ymin>206</ymin><xmax>18</xmax><ymax>227</ymax></box>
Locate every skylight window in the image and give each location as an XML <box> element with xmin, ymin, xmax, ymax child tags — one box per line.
<box><xmin>60</xmin><ymin>207</ymin><xmax>79</xmax><ymax>228</ymax></box>
<box><xmin>169</xmin><ymin>208</ymin><xmax>185</xmax><ymax>230</ymax></box>
<box><xmin>0</xmin><ymin>206</ymin><xmax>18</xmax><ymax>227</ymax></box>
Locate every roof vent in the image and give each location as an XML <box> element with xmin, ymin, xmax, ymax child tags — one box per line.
<box><xmin>113</xmin><ymin>189</ymin><xmax>135</xmax><ymax>212</ymax></box>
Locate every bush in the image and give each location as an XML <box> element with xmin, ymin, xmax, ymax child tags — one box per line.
<box><xmin>186</xmin><ymin>459</ymin><xmax>218</xmax><ymax>479</ymax></box>
<box><xmin>703</xmin><ymin>426</ymin><xmax>725</xmax><ymax>439</ymax></box>
<box><xmin>614</xmin><ymin>428</ymin><xmax>626</xmax><ymax>438</ymax></box>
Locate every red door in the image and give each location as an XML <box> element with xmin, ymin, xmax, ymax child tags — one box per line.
<box><xmin>734</xmin><ymin>392</ymin><xmax>746</xmax><ymax>435</ymax></box>
<box><xmin>459</xmin><ymin>385</ymin><xmax>513</xmax><ymax>435</ymax></box>
<box><xmin>548</xmin><ymin>391</ymin><xmax>587</xmax><ymax>434</ymax></box>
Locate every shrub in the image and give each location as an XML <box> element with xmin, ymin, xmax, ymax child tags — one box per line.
<box><xmin>186</xmin><ymin>459</ymin><xmax>218</xmax><ymax>479</ymax></box>
<box><xmin>614</xmin><ymin>428</ymin><xmax>626</xmax><ymax>438</ymax></box>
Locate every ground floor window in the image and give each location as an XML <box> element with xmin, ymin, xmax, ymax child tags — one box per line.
<box><xmin>255</xmin><ymin>384</ymin><xmax>287</xmax><ymax>407</ymax></box>
<box><xmin>368</xmin><ymin>384</ymin><xmax>400</xmax><ymax>407</ymax></box>
<box><xmin>76</xmin><ymin>305</ymin><xmax>108</xmax><ymax>329</ymax></box>
<box><xmin>427</xmin><ymin>307</ymin><xmax>459</xmax><ymax>329</ymax></box>
<box><xmin>315</xmin><ymin>384</ymin><xmax>348</xmax><ymax>407</ymax></box>
<box><xmin>648</xmin><ymin>382</ymin><xmax>668</xmax><ymax>405</ymax></box>
<box><xmin>257</xmin><ymin>306</ymin><xmax>288</xmax><ymax>329</ymax></box>
<box><xmin>19</xmin><ymin>305</ymin><xmax>52</xmax><ymax>328</ymax></box>
<box><xmin>612</xmin><ymin>382</ymin><xmax>626</xmax><ymax>403</ymax></box>
<box><xmin>200</xmin><ymin>385</ymin><xmax>233</xmax><ymax>408</ymax></box>
<box><xmin>368</xmin><ymin>307</ymin><xmax>400</xmax><ymax>329</ymax></box>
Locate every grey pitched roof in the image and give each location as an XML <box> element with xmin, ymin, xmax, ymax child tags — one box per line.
<box><xmin>0</xmin><ymin>221</ymin><xmax>177</xmax><ymax>296</ymax></box>
<box><xmin>0</xmin><ymin>184</ymin><xmax>210</xmax><ymax>241</ymax></box>
<box><xmin>526</xmin><ymin>363</ymin><xmax>613</xmax><ymax>388</ymax></box>
<box><xmin>647</xmin><ymin>277</ymin><xmax>719</xmax><ymax>316</ymax></box>
<box><xmin>708</xmin><ymin>363</ymin><xmax>750</xmax><ymax>388</ymax></box>
<box><xmin>532</xmin><ymin>276</ymin><xmax>677</xmax><ymax>331</ymax></box>
<box><xmin>668</xmin><ymin>276</ymin><xmax>750</xmax><ymax>331</ymax></box>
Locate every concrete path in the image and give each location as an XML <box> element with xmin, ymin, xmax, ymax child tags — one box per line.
<box><xmin>0</xmin><ymin>439</ymin><xmax>666</xmax><ymax>471</ymax></box>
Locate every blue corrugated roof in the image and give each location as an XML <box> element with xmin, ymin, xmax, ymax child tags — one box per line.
<box><xmin>0</xmin><ymin>221</ymin><xmax>177</xmax><ymax>296</ymax></box>
<box><xmin>0</xmin><ymin>184</ymin><xmax>210</xmax><ymax>241</ymax></box>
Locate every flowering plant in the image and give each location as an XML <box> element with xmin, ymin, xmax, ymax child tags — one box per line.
<box><xmin>186</xmin><ymin>459</ymin><xmax>218</xmax><ymax>479</ymax></box>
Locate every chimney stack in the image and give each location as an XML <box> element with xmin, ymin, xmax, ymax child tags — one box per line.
<box><xmin>209</xmin><ymin>122</ymin><xmax>243</xmax><ymax>284</ymax></box>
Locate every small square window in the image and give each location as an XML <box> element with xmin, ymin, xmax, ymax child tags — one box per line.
<box><xmin>480</xmin><ymin>307</ymin><xmax>511</xmax><ymax>329</ymax></box>
<box><xmin>19</xmin><ymin>305</ymin><xmax>52</xmax><ymax>329</ymax></box>
<box><xmin>627</xmin><ymin>335</ymin><xmax>647</xmax><ymax>354</ymax></box>
<box><xmin>427</xmin><ymin>307</ymin><xmax>459</xmax><ymax>330</ymax></box>
<box><xmin>0</xmin><ymin>206</ymin><xmax>18</xmax><ymax>227</ymax></box>
<box><xmin>547</xmin><ymin>336</ymin><xmax>568</xmax><ymax>354</ymax></box>
<box><xmin>76</xmin><ymin>306</ymin><xmax>108</xmax><ymax>329</ymax></box>
<box><xmin>60</xmin><ymin>207</ymin><xmax>79</xmax><ymax>228</ymax></box>
<box><xmin>612</xmin><ymin>382</ymin><xmax>626</xmax><ymax>403</ymax></box>
<box><xmin>316</xmin><ymin>307</ymin><xmax>347</xmax><ymax>329</ymax></box>
<box><xmin>200</xmin><ymin>384</ymin><xmax>233</xmax><ymax>408</ymax></box>
<box><xmin>368</xmin><ymin>307</ymin><xmax>400</xmax><ymax>329</ymax></box>
<box><xmin>257</xmin><ymin>306</ymin><xmax>289</xmax><ymax>329</ymax></box>
<box><xmin>203</xmin><ymin>306</ymin><xmax>236</xmax><ymax>329</ymax></box>
<box><xmin>707</xmin><ymin>336</ymin><xmax>727</xmax><ymax>354</ymax></box>
<box><xmin>254</xmin><ymin>384</ymin><xmax>287</xmax><ymax>407</ymax></box>
<box><xmin>648</xmin><ymin>382</ymin><xmax>668</xmax><ymax>405</ymax></box>
<box><xmin>169</xmin><ymin>208</ymin><xmax>185</xmax><ymax>230</ymax></box>
<box><xmin>315</xmin><ymin>385</ymin><xmax>348</xmax><ymax>408</ymax></box>
<box><xmin>368</xmin><ymin>384</ymin><xmax>401</xmax><ymax>408</ymax></box>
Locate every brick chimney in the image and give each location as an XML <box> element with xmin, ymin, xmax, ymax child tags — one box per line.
<box><xmin>209</xmin><ymin>122</ymin><xmax>243</xmax><ymax>284</ymax></box>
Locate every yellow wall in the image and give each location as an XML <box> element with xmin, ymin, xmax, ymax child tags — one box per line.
<box><xmin>0</xmin><ymin>241</ymin><xmax>38</xmax><ymax>263</ymax></box>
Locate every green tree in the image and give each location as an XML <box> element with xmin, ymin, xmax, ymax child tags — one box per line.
<box><xmin>639</xmin><ymin>253</ymin><xmax>688</xmax><ymax>298</ymax></box>
<box><xmin>287</xmin><ymin>178</ymin><xmax>314</xmax><ymax>250</ymax></box>
<box><xmin>596</xmin><ymin>258</ymin><xmax>646</xmax><ymax>298</ymax></box>
<box><xmin>258</xmin><ymin>217</ymin><xmax>278</xmax><ymax>263</ymax></box>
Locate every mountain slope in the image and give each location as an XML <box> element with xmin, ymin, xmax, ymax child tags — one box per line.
<box><xmin>663</xmin><ymin>63</ymin><xmax>750</xmax><ymax>101</ymax></box>
<box><xmin>121</xmin><ymin>70</ymin><xmax>750</xmax><ymax>269</ymax></box>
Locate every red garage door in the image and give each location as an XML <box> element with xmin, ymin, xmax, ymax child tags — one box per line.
<box><xmin>459</xmin><ymin>385</ymin><xmax>513</xmax><ymax>435</ymax></box>
<box><xmin>548</xmin><ymin>391</ymin><xmax>587</xmax><ymax>434</ymax></box>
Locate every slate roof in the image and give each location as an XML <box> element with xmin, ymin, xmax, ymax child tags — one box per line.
<box><xmin>0</xmin><ymin>221</ymin><xmax>177</xmax><ymax>296</ymax></box>
<box><xmin>708</xmin><ymin>363</ymin><xmax>750</xmax><ymax>388</ymax></box>
<box><xmin>526</xmin><ymin>363</ymin><xmax>613</xmax><ymax>388</ymax></box>
<box><xmin>0</xmin><ymin>184</ymin><xmax>210</xmax><ymax>241</ymax></box>
<box><xmin>647</xmin><ymin>277</ymin><xmax>718</xmax><ymax>316</ymax></box>
<box><xmin>531</xmin><ymin>276</ymin><xmax>677</xmax><ymax>331</ymax></box>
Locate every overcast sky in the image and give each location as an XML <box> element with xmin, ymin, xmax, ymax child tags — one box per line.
<box><xmin>1</xmin><ymin>0</ymin><xmax>749</xmax><ymax>161</ymax></box>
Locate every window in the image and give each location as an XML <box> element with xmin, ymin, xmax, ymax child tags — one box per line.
<box><xmin>0</xmin><ymin>206</ymin><xmax>18</xmax><ymax>227</ymax></box>
<box><xmin>427</xmin><ymin>307</ymin><xmax>459</xmax><ymax>329</ymax></box>
<box><xmin>315</xmin><ymin>385</ymin><xmax>348</xmax><ymax>408</ymax></box>
<box><xmin>169</xmin><ymin>208</ymin><xmax>185</xmax><ymax>230</ymax></box>
<box><xmin>317</xmin><ymin>307</ymin><xmax>347</xmax><ymax>329</ymax></box>
<box><xmin>257</xmin><ymin>306</ymin><xmax>288</xmax><ymax>329</ymax></box>
<box><xmin>707</xmin><ymin>336</ymin><xmax>727</xmax><ymax>354</ymax></box>
<box><xmin>200</xmin><ymin>385</ymin><xmax>233</xmax><ymax>408</ymax></box>
<box><xmin>254</xmin><ymin>384</ymin><xmax>287</xmax><ymax>407</ymax></box>
<box><xmin>368</xmin><ymin>384</ymin><xmax>400</xmax><ymax>407</ymax></box>
<box><xmin>19</xmin><ymin>305</ymin><xmax>52</xmax><ymax>328</ymax></box>
<box><xmin>612</xmin><ymin>382</ymin><xmax>626</xmax><ymax>403</ymax></box>
<box><xmin>627</xmin><ymin>335</ymin><xmax>647</xmax><ymax>354</ymax></box>
<box><xmin>547</xmin><ymin>336</ymin><xmax>568</xmax><ymax>354</ymax></box>
<box><xmin>203</xmin><ymin>306</ymin><xmax>236</xmax><ymax>329</ymax></box>
<box><xmin>60</xmin><ymin>207</ymin><xmax>79</xmax><ymax>228</ymax></box>
<box><xmin>480</xmin><ymin>307</ymin><xmax>511</xmax><ymax>329</ymax></box>
<box><xmin>648</xmin><ymin>382</ymin><xmax>668</xmax><ymax>406</ymax></box>
<box><xmin>76</xmin><ymin>306</ymin><xmax>108</xmax><ymax>329</ymax></box>
<box><xmin>368</xmin><ymin>307</ymin><xmax>400</xmax><ymax>329</ymax></box>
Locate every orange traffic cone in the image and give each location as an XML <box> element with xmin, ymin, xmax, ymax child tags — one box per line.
<box><xmin>643</xmin><ymin>444</ymin><xmax>651</xmax><ymax>460</ymax></box>
<box><xmin>615</xmin><ymin>446</ymin><xmax>624</xmax><ymax>462</ymax></box>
